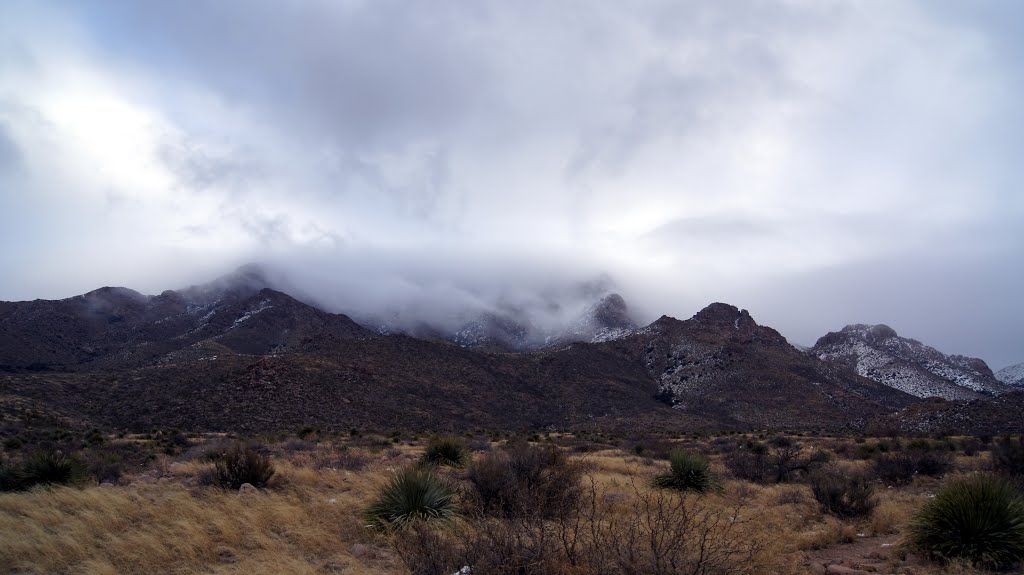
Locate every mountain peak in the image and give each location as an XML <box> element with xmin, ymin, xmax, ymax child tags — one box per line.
<box><xmin>839</xmin><ymin>323</ymin><xmax>898</xmax><ymax>342</ymax></box>
<box><xmin>812</xmin><ymin>323</ymin><xmax>1009</xmax><ymax>400</ymax></box>
<box><xmin>691</xmin><ymin>302</ymin><xmax>755</xmax><ymax>329</ymax></box>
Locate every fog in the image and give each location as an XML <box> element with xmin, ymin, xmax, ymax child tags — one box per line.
<box><xmin>0</xmin><ymin>1</ymin><xmax>1021</xmax><ymax>368</ymax></box>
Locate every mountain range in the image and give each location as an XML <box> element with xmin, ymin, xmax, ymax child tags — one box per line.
<box><xmin>1</xmin><ymin>266</ymin><xmax>1019</xmax><ymax>434</ymax></box>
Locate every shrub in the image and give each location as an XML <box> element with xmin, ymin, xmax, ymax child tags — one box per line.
<box><xmin>810</xmin><ymin>470</ymin><xmax>876</xmax><ymax>518</ymax></box>
<box><xmin>466</xmin><ymin>442</ymin><xmax>582</xmax><ymax>519</ymax></box>
<box><xmin>214</xmin><ymin>444</ymin><xmax>275</xmax><ymax>489</ymax></box>
<box><xmin>873</xmin><ymin>450</ymin><xmax>952</xmax><ymax>485</ymax></box>
<box><xmin>1</xmin><ymin>451</ymin><xmax>90</xmax><ymax>491</ymax></box>
<box><xmin>724</xmin><ymin>442</ymin><xmax>828</xmax><ymax>483</ymax></box>
<box><xmin>992</xmin><ymin>436</ymin><xmax>1024</xmax><ymax>479</ymax></box>
<box><xmin>395</xmin><ymin>478</ymin><xmax>766</xmax><ymax>575</ymax></box>
<box><xmin>908</xmin><ymin>474</ymin><xmax>1024</xmax><ymax>570</ymax></box>
<box><xmin>364</xmin><ymin>466</ymin><xmax>457</xmax><ymax>531</ymax></box>
<box><xmin>421</xmin><ymin>437</ymin><xmax>469</xmax><ymax>468</ymax></box>
<box><xmin>652</xmin><ymin>450</ymin><xmax>721</xmax><ymax>494</ymax></box>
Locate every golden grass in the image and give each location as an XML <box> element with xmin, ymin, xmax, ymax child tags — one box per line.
<box><xmin>0</xmin><ymin>435</ymin><xmax>999</xmax><ymax>575</ymax></box>
<box><xmin>0</xmin><ymin>457</ymin><xmax>400</xmax><ymax>575</ymax></box>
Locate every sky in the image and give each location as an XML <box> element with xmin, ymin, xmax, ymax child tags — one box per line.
<box><xmin>0</xmin><ymin>1</ymin><xmax>1022</xmax><ymax>368</ymax></box>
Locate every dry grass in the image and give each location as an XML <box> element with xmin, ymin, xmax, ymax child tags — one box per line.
<box><xmin>0</xmin><ymin>433</ymin><xmax>1003</xmax><ymax>575</ymax></box>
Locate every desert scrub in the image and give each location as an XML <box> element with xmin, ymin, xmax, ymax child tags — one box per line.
<box><xmin>809</xmin><ymin>469</ymin><xmax>876</xmax><ymax>518</ymax></box>
<box><xmin>466</xmin><ymin>442</ymin><xmax>582</xmax><ymax>519</ymax></box>
<box><xmin>214</xmin><ymin>443</ymin><xmax>275</xmax><ymax>489</ymax></box>
<box><xmin>652</xmin><ymin>450</ymin><xmax>721</xmax><ymax>494</ymax></box>
<box><xmin>991</xmin><ymin>436</ymin><xmax>1024</xmax><ymax>479</ymax></box>
<box><xmin>908</xmin><ymin>474</ymin><xmax>1024</xmax><ymax>570</ymax></box>
<box><xmin>0</xmin><ymin>451</ymin><xmax>90</xmax><ymax>491</ymax></box>
<box><xmin>421</xmin><ymin>437</ymin><xmax>469</xmax><ymax>468</ymax></box>
<box><xmin>364</xmin><ymin>466</ymin><xmax>457</xmax><ymax>531</ymax></box>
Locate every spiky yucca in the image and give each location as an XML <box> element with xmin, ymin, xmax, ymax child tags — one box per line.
<box><xmin>421</xmin><ymin>437</ymin><xmax>469</xmax><ymax>468</ymax></box>
<box><xmin>652</xmin><ymin>450</ymin><xmax>721</xmax><ymax>494</ymax></box>
<box><xmin>908</xmin><ymin>474</ymin><xmax>1024</xmax><ymax>570</ymax></box>
<box><xmin>365</xmin><ymin>466</ymin><xmax>458</xmax><ymax>531</ymax></box>
<box><xmin>3</xmin><ymin>451</ymin><xmax>90</xmax><ymax>491</ymax></box>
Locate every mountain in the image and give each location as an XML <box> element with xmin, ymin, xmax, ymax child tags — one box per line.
<box><xmin>0</xmin><ymin>267</ymin><xmax>368</xmax><ymax>372</ymax></box>
<box><xmin>0</xmin><ymin>271</ymin><xmax>929</xmax><ymax>434</ymax></box>
<box><xmin>996</xmin><ymin>362</ymin><xmax>1024</xmax><ymax>388</ymax></box>
<box><xmin>600</xmin><ymin>304</ymin><xmax>916</xmax><ymax>429</ymax></box>
<box><xmin>810</xmin><ymin>324</ymin><xmax>1011</xmax><ymax>400</ymax></box>
<box><xmin>366</xmin><ymin>291</ymin><xmax>639</xmax><ymax>352</ymax></box>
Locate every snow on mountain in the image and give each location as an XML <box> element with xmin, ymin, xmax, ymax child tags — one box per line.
<box><xmin>811</xmin><ymin>324</ymin><xmax>1011</xmax><ymax>400</ymax></box>
<box><xmin>996</xmin><ymin>362</ymin><xmax>1024</xmax><ymax>388</ymax></box>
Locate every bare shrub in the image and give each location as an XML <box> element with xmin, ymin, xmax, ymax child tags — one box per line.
<box><xmin>465</xmin><ymin>442</ymin><xmax>582</xmax><ymax>520</ymax></box>
<box><xmin>873</xmin><ymin>450</ymin><xmax>953</xmax><ymax>485</ymax></box>
<box><xmin>810</xmin><ymin>469</ymin><xmax>877</xmax><ymax>518</ymax></box>
<box><xmin>724</xmin><ymin>442</ymin><xmax>828</xmax><ymax>483</ymax></box>
<box><xmin>395</xmin><ymin>476</ymin><xmax>766</xmax><ymax>575</ymax></box>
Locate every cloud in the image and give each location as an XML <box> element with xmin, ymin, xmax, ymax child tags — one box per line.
<box><xmin>0</xmin><ymin>1</ymin><xmax>1022</xmax><ymax>367</ymax></box>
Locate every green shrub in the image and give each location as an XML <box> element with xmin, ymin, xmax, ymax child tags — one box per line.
<box><xmin>214</xmin><ymin>444</ymin><xmax>275</xmax><ymax>489</ymax></box>
<box><xmin>908</xmin><ymin>474</ymin><xmax>1024</xmax><ymax>570</ymax></box>
<box><xmin>652</xmin><ymin>450</ymin><xmax>721</xmax><ymax>494</ymax></box>
<box><xmin>364</xmin><ymin>466</ymin><xmax>457</xmax><ymax>531</ymax></box>
<box><xmin>421</xmin><ymin>437</ymin><xmax>469</xmax><ymax>468</ymax></box>
<box><xmin>1</xmin><ymin>451</ymin><xmax>90</xmax><ymax>491</ymax></box>
<box><xmin>810</xmin><ymin>470</ymin><xmax>876</xmax><ymax>518</ymax></box>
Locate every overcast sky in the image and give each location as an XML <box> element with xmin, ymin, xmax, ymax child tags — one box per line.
<box><xmin>0</xmin><ymin>1</ymin><xmax>1021</xmax><ymax>368</ymax></box>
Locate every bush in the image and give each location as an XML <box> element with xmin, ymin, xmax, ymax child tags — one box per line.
<box><xmin>466</xmin><ymin>442</ymin><xmax>582</xmax><ymax>519</ymax></box>
<box><xmin>395</xmin><ymin>478</ymin><xmax>766</xmax><ymax>575</ymax></box>
<box><xmin>873</xmin><ymin>450</ymin><xmax>953</xmax><ymax>485</ymax></box>
<box><xmin>908</xmin><ymin>474</ymin><xmax>1024</xmax><ymax>570</ymax></box>
<box><xmin>992</xmin><ymin>436</ymin><xmax>1024</xmax><ymax>479</ymax></box>
<box><xmin>214</xmin><ymin>443</ymin><xmax>275</xmax><ymax>489</ymax></box>
<box><xmin>1</xmin><ymin>451</ymin><xmax>90</xmax><ymax>491</ymax></box>
<box><xmin>364</xmin><ymin>466</ymin><xmax>457</xmax><ymax>531</ymax></box>
<box><xmin>724</xmin><ymin>442</ymin><xmax>828</xmax><ymax>483</ymax></box>
<box><xmin>652</xmin><ymin>450</ymin><xmax>721</xmax><ymax>494</ymax></box>
<box><xmin>422</xmin><ymin>437</ymin><xmax>469</xmax><ymax>468</ymax></box>
<box><xmin>810</xmin><ymin>470</ymin><xmax>876</xmax><ymax>518</ymax></box>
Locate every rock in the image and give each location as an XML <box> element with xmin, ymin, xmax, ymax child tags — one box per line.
<box><xmin>238</xmin><ymin>483</ymin><xmax>260</xmax><ymax>496</ymax></box>
<box><xmin>99</xmin><ymin>482</ymin><xmax>115</xmax><ymax>488</ymax></box>
<box><xmin>351</xmin><ymin>543</ymin><xmax>368</xmax><ymax>557</ymax></box>
<box><xmin>807</xmin><ymin>562</ymin><xmax>827</xmax><ymax>574</ymax></box>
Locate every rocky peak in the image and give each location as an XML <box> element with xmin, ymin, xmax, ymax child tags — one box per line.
<box><xmin>592</xmin><ymin>293</ymin><xmax>633</xmax><ymax>330</ymax></box>
<box><xmin>812</xmin><ymin>323</ymin><xmax>1010</xmax><ymax>400</ymax></box>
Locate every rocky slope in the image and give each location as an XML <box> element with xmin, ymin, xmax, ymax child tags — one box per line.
<box><xmin>597</xmin><ymin>304</ymin><xmax>916</xmax><ymax>429</ymax></box>
<box><xmin>996</xmin><ymin>362</ymin><xmax>1024</xmax><ymax>388</ymax></box>
<box><xmin>811</xmin><ymin>324</ymin><xmax>1011</xmax><ymax>400</ymax></box>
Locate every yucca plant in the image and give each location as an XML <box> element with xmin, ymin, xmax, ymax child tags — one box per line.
<box><xmin>652</xmin><ymin>450</ymin><xmax>722</xmax><ymax>494</ymax></box>
<box><xmin>364</xmin><ymin>466</ymin><xmax>458</xmax><ymax>531</ymax></box>
<box><xmin>3</xmin><ymin>451</ymin><xmax>90</xmax><ymax>491</ymax></box>
<box><xmin>908</xmin><ymin>474</ymin><xmax>1024</xmax><ymax>570</ymax></box>
<box><xmin>421</xmin><ymin>437</ymin><xmax>469</xmax><ymax>468</ymax></box>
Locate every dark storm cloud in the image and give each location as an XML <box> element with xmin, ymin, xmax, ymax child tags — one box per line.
<box><xmin>0</xmin><ymin>0</ymin><xmax>1022</xmax><ymax>368</ymax></box>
